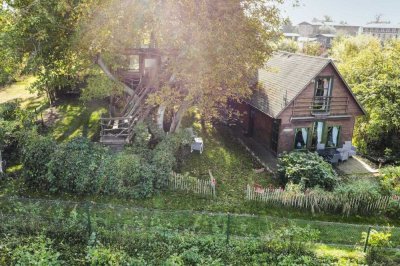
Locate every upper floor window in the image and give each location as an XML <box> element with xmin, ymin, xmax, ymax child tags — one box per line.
<box><xmin>314</xmin><ymin>77</ymin><xmax>332</xmax><ymax>112</ymax></box>
<box><xmin>128</xmin><ymin>55</ymin><xmax>140</xmax><ymax>71</ymax></box>
<box><xmin>315</xmin><ymin>77</ymin><xmax>332</xmax><ymax>97</ymax></box>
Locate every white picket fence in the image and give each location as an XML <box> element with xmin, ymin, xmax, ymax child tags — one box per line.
<box><xmin>246</xmin><ymin>184</ymin><xmax>399</xmax><ymax>216</ymax></box>
<box><xmin>168</xmin><ymin>172</ymin><xmax>216</xmax><ymax>198</ymax></box>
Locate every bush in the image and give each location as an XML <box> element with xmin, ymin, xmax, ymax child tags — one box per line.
<box><xmin>0</xmin><ymin>101</ymin><xmax>19</xmax><ymax>121</ymax></box>
<box><xmin>278</xmin><ymin>152</ymin><xmax>338</xmax><ymax>191</ymax></box>
<box><xmin>380</xmin><ymin>166</ymin><xmax>400</xmax><ymax>195</ymax></box>
<box><xmin>361</xmin><ymin>229</ymin><xmax>393</xmax><ymax>265</ymax></box>
<box><xmin>86</xmin><ymin>245</ymin><xmax>144</xmax><ymax>266</ymax></box>
<box><xmin>20</xmin><ymin>131</ymin><xmax>56</xmax><ymax>188</ymax></box>
<box><xmin>11</xmin><ymin>236</ymin><xmax>62</xmax><ymax>266</ymax></box>
<box><xmin>45</xmin><ymin>137</ymin><xmax>151</xmax><ymax>196</ymax></box>
<box><xmin>334</xmin><ymin>178</ymin><xmax>382</xmax><ymax>199</ymax></box>
<box><xmin>47</xmin><ymin>137</ymin><xmax>107</xmax><ymax>194</ymax></box>
<box><xmin>100</xmin><ymin>152</ymin><xmax>154</xmax><ymax>198</ymax></box>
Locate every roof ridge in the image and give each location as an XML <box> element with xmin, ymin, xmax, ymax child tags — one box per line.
<box><xmin>275</xmin><ymin>51</ymin><xmax>332</xmax><ymax>61</ymax></box>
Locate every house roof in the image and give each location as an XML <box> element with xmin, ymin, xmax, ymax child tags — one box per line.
<box><xmin>283</xmin><ymin>33</ymin><xmax>300</xmax><ymax>37</ymax></box>
<box><xmin>249</xmin><ymin>52</ymin><xmax>365</xmax><ymax>118</ymax></box>
<box><xmin>362</xmin><ymin>23</ymin><xmax>400</xmax><ymax>29</ymax></box>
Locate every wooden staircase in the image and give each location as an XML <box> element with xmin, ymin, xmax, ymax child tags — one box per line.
<box><xmin>99</xmin><ymin>48</ymin><xmax>162</xmax><ymax>149</ymax></box>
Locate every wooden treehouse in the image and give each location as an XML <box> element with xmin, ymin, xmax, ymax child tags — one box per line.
<box><xmin>99</xmin><ymin>47</ymin><xmax>162</xmax><ymax>148</ymax></box>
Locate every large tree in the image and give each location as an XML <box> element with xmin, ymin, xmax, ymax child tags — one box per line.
<box><xmin>77</xmin><ymin>0</ymin><xmax>284</xmax><ymax>132</ymax></box>
<box><xmin>1</xmin><ymin>0</ymin><xmax>92</xmax><ymax>103</ymax></box>
<box><xmin>330</xmin><ymin>35</ymin><xmax>400</xmax><ymax>155</ymax></box>
<box><xmin>2</xmin><ymin>0</ymin><xmax>284</xmax><ymax>132</ymax></box>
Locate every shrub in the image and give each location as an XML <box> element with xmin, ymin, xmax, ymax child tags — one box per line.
<box><xmin>86</xmin><ymin>245</ymin><xmax>143</xmax><ymax>266</ymax></box>
<box><xmin>361</xmin><ymin>229</ymin><xmax>393</xmax><ymax>265</ymax></box>
<box><xmin>11</xmin><ymin>236</ymin><xmax>62</xmax><ymax>266</ymax></box>
<box><xmin>334</xmin><ymin>178</ymin><xmax>382</xmax><ymax>199</ymax></box>
<box><xmin>20</xmin><ymin>131</ymin><xmax>57</xmax><ymax>188</ymax></box>
<box><xmin>265</xmin><ymin>224</ymin><xmax>320</xmax><ymax>256</ymax></box>
<box><xmin>47</xmin><ymin>137</ymin><xmax>107</xmax><ymax>194</ymax></box>
<box><xmin>278</xmin><ymin>152</ymin><xmax>338</xmax><ymax>190</ymax></box>
<box><xmin>0</xmin><ymin>101</ymin><xmax>19</xmax><ymax>121</ymax></box>
<box><xmin>380</xmin><ymin>166</ymin><xmax>400</xmax><ymax>195</ymax></box>
<box><xmin>103</xmin><ymin>152</ymin><xmax>154</xmax><ymax>198</ymax></box>
<box><xmin>152</xmin><ymin>131</ymin><xmax>191</xmax><ymax>190</ymax></box>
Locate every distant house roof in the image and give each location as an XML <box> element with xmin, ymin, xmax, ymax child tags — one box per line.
<box><xmin>249</xmin><ymin>52</ymin><xmax>365</xmax><ymax>118</ymax></box>
<box><xmin>315</xmin><ymin>34</ymin><xmax>336</xmax><ymax>38</ymax></box>
<box><xmin>298</xmin><ymin>37</ymin><xmax>317</xmax><ymax>42</ymax></box>
<box><xmin>298</xmin><ymin>21</ymin><xmax>323</xmax><ymax>26</ymax></box>
<box><xmin>283</xmin><ymin>33</ymin><xmax>300</xmax><ymax>37</ymax></box>
<box><xmin>363</xmin><ymin>23</ymin><xmax>400</xmax><ymax>29</ymax></box>
<box><xmin>299</xmin><ymin>21</ymin><xmax>360</xmax><ymax>28</ymax></box>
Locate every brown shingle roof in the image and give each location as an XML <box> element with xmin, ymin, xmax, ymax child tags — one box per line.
<box><xmin>250</xmin><ymin>52</ymin><xmax>331</xmax><ymax>118</ymax></box>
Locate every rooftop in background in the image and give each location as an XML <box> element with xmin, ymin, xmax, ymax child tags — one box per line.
<box><xmin>283</xmin><ymin>33</ymin><xmax>300</xmax><ymax>37</ymax></box>
<box><xmin>298</xmin><ymin>21</ymin><xmax>360</xmax><ymax>27</ymax></box>
<box><xmin>363</xmin><ymin>23</ymin><xmax>400</xmax><ymax>29</ymax></box>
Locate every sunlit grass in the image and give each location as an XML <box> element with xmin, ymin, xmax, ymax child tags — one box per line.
<box><xmin>0</xmin><ymin>76</ymin><xmax>37</xmax><ymax>104</ymax></box>
<box><xmin>180</xmin><ymin>110</ymin><xmax>274</xmax><ymax>202</ymax></box>
<box><xmin>50</xmin><ymin>100</ymin><xmax>107</xmax><ymax>142</ymax></box>
<box><xmin>314</xmin><ymin>244</ymin><xmax>365</xmax><ymax>265</ymax></box>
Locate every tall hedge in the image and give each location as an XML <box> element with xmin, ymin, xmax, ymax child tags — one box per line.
<box><xmin>20</xmin><ymin>131</ymin><xmax>57</xmax><ymax>188</ymax></box>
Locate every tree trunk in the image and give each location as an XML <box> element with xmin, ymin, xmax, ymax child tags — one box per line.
<box><xmin>157</xmin><ymin>105</ymin><xmax>166</xmax><ymax>130</ymax></box>
<box><xmin>0</xmin><ymin>150</ymin><xmax>3</xmax><ymax>174</ymax></box>
<box><xmin>169</xmin><ymin>101</ymin><xmax>191</xmax><ymax>133</ymax></box>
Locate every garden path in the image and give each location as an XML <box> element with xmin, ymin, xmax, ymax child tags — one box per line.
<box><xmin>336</xmin><ymin>156</ymin><xmax>379</xmax><ymax>175</ymax></box>
<box><xmin>228</xmin><ymin>125</ymin><xmax>277</xmax><ymax>173</ymax></box>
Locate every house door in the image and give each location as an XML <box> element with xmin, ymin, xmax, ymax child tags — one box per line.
<box><xmin>310</xmin><ymin>121</ymin><xmax>325</xmax><ymax>149</ymax></box>
<box><xmin>271</xmin><ymin>119</ymin><xmax>280</xmax><ymax>153</ymax></box>
<box><xmin>247</xmin><ymin>107</ymin><xmax>255</xmax><ymax>137</ymax></box>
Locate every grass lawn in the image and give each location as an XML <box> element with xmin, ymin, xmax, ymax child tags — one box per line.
<box><xmin>0</xmin><ymin>76</ymin><xmax>107</xmax><ymax>142</ymax></box>
<box><xmin>0</xmin><ymin>76</ymin><xmax>37</xmax><ymax>104</ymax></box>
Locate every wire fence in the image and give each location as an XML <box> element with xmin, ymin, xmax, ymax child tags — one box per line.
<box><xmin>0</xmin><ymin>196</ymin><xmax>399</xmax><ymax>250</ymax></box>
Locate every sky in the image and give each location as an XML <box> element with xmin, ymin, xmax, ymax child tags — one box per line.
<box><xmin>280</xmin><ymin>0</ymin><xmax>400</xmax><ymax>26</ymax></box>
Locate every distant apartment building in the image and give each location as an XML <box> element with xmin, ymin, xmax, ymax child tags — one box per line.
<box><xmin>361</xmin><ymin>23</ymin><xmax>400</xmax><ymax>41</ymax></box>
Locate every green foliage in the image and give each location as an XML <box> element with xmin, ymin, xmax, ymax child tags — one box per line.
<box><xmin>47</xmin><ymin>137</ymin><xmax>107</xmax><ymax>194</ymax></box>
<box><xmin>334</xmin><ymin>178</ymin><xmax>382</xmax><ymax>199</ymax></box>
<box><xmin>152</xmin><ymin>131</ymin><xmax>191</xmax><ymax>189</ymax></box>
<box><xmin>80</xmin><ymin>73</ymin><xmax>124</xmax><ymax>102</ymax></box>
<box><xmin>36</xmin><ymin>127</ymin><xmax>189</xmax><ymax>197</ymax></box>
<box><xmin>86</xmin><ymin>244</ymin><xmax>143</xmax><ymax>266</ymax></box>
<box><xmin>266</xmin><ymin>224</ymin><xmax>320</xmax><ymax>256</ymax></box>
<box><xmin>20</xmin><ymin>131</ymin><xmax>57</xmax><ymax>188</ymax></box>
<box><xmin>0</xmin><ymin>101</ymin><xmax>19</xmax><ymax>121</ymax></box>
<box><xmin>331</xmin><ymin>36</ymin><xmax>400</xmax><ymax>156</ymax></box>
<box><xmin>380</xmin><ymin>166</ymin><xmax>400</xmax><ymax>195</ymax></box>
<box><xmin>361</xmin><ymin>229</ymin><xmax>393</xmax><ymax>265</ymax></box>
<box><xmin>302</xmin><ymin>42</ymin><xmax>323</xmax><ymax>56</ymax></box>
<box><xmin>11</xmin><ymin>236</ymin><xmax>62</xmax><ymax>266</ymax></box>
<box><xmin>278</xmin><ymin>152</ymin><xmax>338</xmax><ymax>190</ymax></box>
<box><xmin>278</xmin><ymin>39</ymin><xmax>299</xmax><ymax>53</ymax></box>
<box><xmin>0</xmin><ymin>8</ymin><xmax>24</xmax><ymax>86</ymax></box>
<box><xmin>101</xmin><ymin>152</ymin><xmax>154</xmax><ymax>198</ymax></box>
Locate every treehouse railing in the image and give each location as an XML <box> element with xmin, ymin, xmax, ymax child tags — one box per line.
<box><xmin>100</xmin><ymin>116</ymin><xmax>134</xmax><ymax>141</ymax></box>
